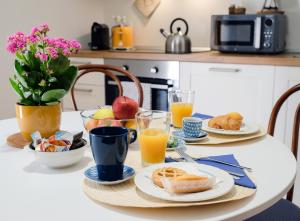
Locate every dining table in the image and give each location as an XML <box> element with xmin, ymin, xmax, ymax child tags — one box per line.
<box><xmin>0</xmin><ymin>111</ymin><xmax>297</xmax><ymax>221</ymax></box>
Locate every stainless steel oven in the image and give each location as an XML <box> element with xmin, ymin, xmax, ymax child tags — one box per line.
<box><xmin>104</xmin><ymin>59</ymin><xmax>179</xmax><ymax>111</ymax></box>
<box><xmin>211</xmin><ymin>14</ymin><xmax>287</xmax><ymax>54</ymax></box>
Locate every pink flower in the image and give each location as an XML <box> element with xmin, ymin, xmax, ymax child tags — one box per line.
<box><xmin>62</xmin><ymin>48</ymin><xmax>71</xmax><ymax>56</ymax></box>
<box><xmin>30</xmin><ymin>23</ymin><xmax>49</xmax><ymax>36</ymax></box>
<box><xmin>6</xmin><ymin>32</ymin><xmax>27</xmax><ymax>54</ymax></box>
<box><xmin>27</xmin><ymin>35</ymin><xmax>39</xmax><ymax>43</ymax></box>
<box><xmin>30</xmin><ymin>27</ymin><xmax>40</xmax><ymax>36</ymax></box>
<box><xmin>68</xmin><ymin>39</ymin><xmax>81</xmax><ymax>52</ymax></box>
<box><xmin>46</xmin><ymin>47</ymin><xmax>58</xmax><ymax>59</ymax></box>
<box><xmin>40</xmin><ymin>24</ymin><xmax>49</xmax><ymax>33</ymax></box>
<box><xmin>35</xmin><ymin>52</ymin><xmax>48</xmax><ymax>61</ymax></box>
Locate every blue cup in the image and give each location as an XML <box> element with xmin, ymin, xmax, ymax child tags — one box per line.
<box><xmin>89</xmin><ymin>126</ymin><xmax>137</xmax><ymax>181</ymax></box>
<box><xmin>183</xmin><ymin>117</ymin><xmax>203</xmax><ymax>138</ymax></box>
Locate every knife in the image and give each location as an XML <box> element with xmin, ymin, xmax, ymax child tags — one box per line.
<box><xmin>175</xmin><ymin>149</ymin><xmax>245</xmax><ymax>178</ymax></box>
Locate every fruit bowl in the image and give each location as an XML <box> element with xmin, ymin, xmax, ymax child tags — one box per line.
<box><xmin>80</xmin><ymin>109</ymin><xmax>137</xmax><ymax>132</ymax></box>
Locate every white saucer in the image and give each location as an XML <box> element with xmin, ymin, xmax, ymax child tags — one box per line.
<box><xmin>84</xmin><ymin>165</ymin><xmax>135</xmax><ymax>185</ymax></box>
<box><xmin>172</xmin><ymin>130</ymin><xmax>208</xmax><ymax>142</ymax></box>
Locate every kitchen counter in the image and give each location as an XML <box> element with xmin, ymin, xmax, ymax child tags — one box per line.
<box><xmin>72</xmin><ymin>49</ymin><xmax>300</xmax><ymax>67</ymax></box>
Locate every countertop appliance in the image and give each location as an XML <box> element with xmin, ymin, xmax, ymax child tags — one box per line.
<box><xmin>160</xmin><ymin>18</ymin><xmax>191</xmax><ymax>54</ymax></box>
<box><xmin>211</xmin><ymin>14</ymin><xmax>287</xmax><ymax>54</ymax></box>
<box><xmin>111</xmin><ymin>16</ymin><xmax>134</xmax><ymax>50</ymax></box>
<box><xmin>104</xmin><ymin>59</ymin><xmax>179</xmax><ymax>111</ymax></box>
<box><xmin>90</xmin><ymin>23</ymin><xmax>110</xmax><ymax>50</ymax></box>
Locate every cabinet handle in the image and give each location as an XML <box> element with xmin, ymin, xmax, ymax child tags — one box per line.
<box><xmin>74</xmin><ymin>88</ymin><xmax>93</xmax><ymax>93</ymax></box>
<box><xmin>208</xmin><ymin>67</ymin><xmax>241</xmax><ymax>73</ymax></box>
<box><xmin>71</xmin><ymin>61</ymin><xmax>92</xmax><ymax>65</ymax></box>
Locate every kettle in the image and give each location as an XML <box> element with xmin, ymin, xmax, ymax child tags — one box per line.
<box><xmin>160</xmin><ymin>18</ymin><xmax>191</xmax><ymax>54</ymax></box>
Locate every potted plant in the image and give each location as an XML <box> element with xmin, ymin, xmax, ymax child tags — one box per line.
<box><xmin>6</xmin><ymin>24</ymin><xmax>81</xmax><ymax>141</ymax></box>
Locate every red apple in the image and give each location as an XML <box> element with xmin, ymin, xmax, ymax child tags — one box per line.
<box><xmin>112</xmin><ymin>96</ymin><xmax>139</xmax><ymax>120</ymax></box>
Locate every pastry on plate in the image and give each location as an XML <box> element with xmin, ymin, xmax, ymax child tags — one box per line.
<box><xmin>161</xmin><ymin>174</ymin><xmax>214</xmax><ymax>193</ymax></box>
<box><xmin>152</xmin><ymin>167</ymin><xmax>186</xmax><ymax>188</ymax></box>
<box><xmin>208</xmin><ymin>112</ymin><xmax>243</xmax><ymax>131</ymax></box>
<box><xmin>152</xmin><ymin>167</ymin><xmax>214</xmax><ymax>194</ymax></box>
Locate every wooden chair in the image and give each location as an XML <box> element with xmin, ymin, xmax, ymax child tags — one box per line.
<box><xmin>246</xmin><ymin>83</ymin><xmax>300</xmax><ymax>221</ymax></box>
<box><xmin>70</xmin><ymin>64</ymin><xmax>144</xmax><ymax>111</ymax></box>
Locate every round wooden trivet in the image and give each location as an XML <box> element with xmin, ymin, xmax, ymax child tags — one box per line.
<box><xmin>82</xmin><ymin>151</ymin><xmax>256</xmax><ymax>208</ymax></box>
<box><xmin>6</xmin><ymin>133</ymin><xmax>30</xmax><ymax>149</ymax></box>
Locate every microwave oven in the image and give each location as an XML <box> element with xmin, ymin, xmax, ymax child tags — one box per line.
<box><xmin>211</xmin><ymin>14</ymin><xmax>287</xmax><ymax>54</ymax></box>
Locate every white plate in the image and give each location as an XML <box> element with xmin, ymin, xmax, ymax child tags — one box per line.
<box><xmin>134</xmin><ymin>162</ymin><xmax>234</xmax><ymax>202</ymax></box>
<box><xmin>202</xmin><ymin>119</ymin><xmax>260</xmax><ymax>135</ymax></box>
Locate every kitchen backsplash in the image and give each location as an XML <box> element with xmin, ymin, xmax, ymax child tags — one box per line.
<box><xmin>101</xmin><ymin>0</ymin><xmax>300</xmax><ymax>52</ymax></box>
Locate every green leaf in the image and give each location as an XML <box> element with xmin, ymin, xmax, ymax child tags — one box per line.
<box><xmin>25</xmin><ymin>71</ymin><xmax>43</xmax><ymax>88</ymax></box>
<box><xmin>49</xmin><ymin>55</ymin><xmax>70</xmax><ymax>74</ymax></box>
<box><xmin>14</xmin><ymin>61</ymin><xmax>28</xmax><ymax>88</ymax></box>
<box><xmin>41</xmin><ymin>89</ymin><xmax>66</xmax><ymax>102</ymax></box>
<box><xmin>48</xmin><ymin>77</ymin><xmax>57</xmax><ymax>83</ymax></box>
<box><xmin>15</xmin><ymin>52</ymin><xmax>24</xmax><ymax>62</ymax></box>
<box><xmin>9</xmin><ymin>78</ymin><xmax>24</xmax><ymax>99</ymax></box>
<box><xmin>19</xmin><ymin>98</ymin><xmax>35</xmax><ymax>106</ymax></box>
<box><xmin>45</xmin><ymin>101</ymin><xmax>59</xmax><ymax>106</ymax></box>
<box><xmin>15</xmin><ymin>60</ymin><xmax>24</xmax><ymax>75</ymax></box>
<box><xmin>52</xmin><ymin>66</ymin><xmax>77</xmax><ymax>91</ymax></box>
<box><xmin>27</xmin><ymin>51</ymin><xmax>41</xmax><ymax>70</ymax></box>
<box><xmin>23</xmin><ymin>91</ymin><xmax>32</xmax><ymax>98</ymax></box>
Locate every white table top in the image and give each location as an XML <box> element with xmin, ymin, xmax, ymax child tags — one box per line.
<box><xmin>0</xmin><ymin>112</ymin><xmax>297</xmax><ymax>221</ymax></box>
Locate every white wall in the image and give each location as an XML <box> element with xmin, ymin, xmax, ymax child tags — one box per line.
<box><xmin>0</xmin><ymin>0</ymin><xmax>104</xmax><ymax>119</ymax></box>
<box><xmin>102</xmin><ymin>0</ymin><xmax>300</xmax><ymax>51</ymax></box>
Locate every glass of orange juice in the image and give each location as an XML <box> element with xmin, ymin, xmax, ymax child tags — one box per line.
<box><xmin>169</xmin><ymin>90</ymin><xmax>195</xmax><ymax>128</ymax></box>
<box><xmin>136</xmin><ymin>110</ymin><xmax>171</xmax><ymax>166</ymax></box>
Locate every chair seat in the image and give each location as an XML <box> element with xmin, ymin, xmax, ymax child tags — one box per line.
<box><xmin>246</xmin><ymin>199</ymin><xmax>300</xmax><ymax>221</ymax></box>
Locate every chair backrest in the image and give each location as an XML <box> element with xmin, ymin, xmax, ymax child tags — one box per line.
<box><xmin>268</xmin><ymin>83</ymin><xmax>300</xmax><ymax>202</ymax></box>
<box><xmin>70</xmin><ymin>64</ymin><xmax>144</xmax><ymax>111</ymax></box>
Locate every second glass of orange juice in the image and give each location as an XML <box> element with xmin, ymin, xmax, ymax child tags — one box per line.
<box><xmin>169</xmin><ymin>90</ymin><xmax>195</xmax><ymax>128</ymax></box>
<box><xmin>136</xmin><ymin>110</ymin><xmax>171</xmax><ymax>166</ymax></box>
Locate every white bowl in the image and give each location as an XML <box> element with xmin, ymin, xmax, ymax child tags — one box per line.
<box><xmin>27</xmin><ymin>143</ymin><xmax>87</xmax><ymax>168</ymax></box>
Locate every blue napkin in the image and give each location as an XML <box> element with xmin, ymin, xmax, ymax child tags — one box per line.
<box><xmin>165</xmin><ymin>154</ymin><xmax>256</xmax><ymax>189</ymax></box>
<box><xmin>192</xmin><ymin>113</ymin><xmax>213</xmax><ymax>120</ymax></box>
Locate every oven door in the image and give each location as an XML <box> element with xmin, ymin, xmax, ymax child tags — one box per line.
<box><xmin>211</xmin><ymin>15</ymin><xmax>262</xmax><ymax>52</ymax></box>
<box><xmin>105</xmin><ymin>76</ymin><xmax>173</xmax><ymax>111</ymax></box>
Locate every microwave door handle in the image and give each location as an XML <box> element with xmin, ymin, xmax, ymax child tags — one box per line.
<box><xmin>254</xmin><ymin>17</ymin><xmax>262</xmax><ymax>49</ymax></box>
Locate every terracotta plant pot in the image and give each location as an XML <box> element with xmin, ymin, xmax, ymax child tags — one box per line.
<box><xmin>16</xmin><ymin>103</ymin><xmax>61</xmax><ymax>141</ymax></box>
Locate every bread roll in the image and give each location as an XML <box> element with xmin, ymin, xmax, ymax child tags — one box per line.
<box><xmin>208</xmin><ymin>112</ymin><xmax>243</xmax><ymax>130</ymax></box>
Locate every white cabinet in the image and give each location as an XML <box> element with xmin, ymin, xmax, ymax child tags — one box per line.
<box><xmin>274</xmin><ymin>67</ymin><xmax>300</xmax><ymax>206</ymax></box>
<box><xmin>180</xmin><ymin>62</ymin><xmax>275</xmax><ymax>129</ymax></box>
<box><xmin>273</xmin><ymin>67</ymin><xmax>300</xmax><ymax>147</ymax></box>
<box><xmin>63</xmin><ymin>57</ymin><xmax>104</xmax><ymax>111</ymax></box>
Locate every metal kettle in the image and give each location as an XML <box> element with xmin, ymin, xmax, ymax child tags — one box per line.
<box><xmin>160</xmin><ymin>18</ymin><xmax>191</xmax><ymax>54</ymax></box>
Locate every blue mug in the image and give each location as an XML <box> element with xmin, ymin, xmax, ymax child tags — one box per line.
<box><xmin>183</xmin><ymin>117</ymin><xmax>203</xmax><ymax>138</ymax></box>
<box><xmin>89</xmin><ymin>126</ymin><xmax>137</xmax><ymax>181</ymax></box>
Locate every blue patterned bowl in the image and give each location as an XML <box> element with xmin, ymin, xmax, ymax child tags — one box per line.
<box><xmin>183</xmin><ymin>117</ymin><xmax>203</xmax><ymax>138</ymax></box>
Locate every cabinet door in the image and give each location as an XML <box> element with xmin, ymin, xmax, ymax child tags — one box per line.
<box><xmin>63</xmin><ymin>58</ymin><xmax>105</xmax><ymax>111</ymax></box>
<box><xmin>274</xmin><ymin>67</ymin><xmax>300</xmax><ymax>147</ymax></box>
<box><xmin>188</xmin><ymin>63</ymin><xmax>274</xmax><ymax>129</ymax></box>
<box><xmin>274</xmin><ymin>67</ymin><xmax>300</xmax><ymax>206</ymax></box>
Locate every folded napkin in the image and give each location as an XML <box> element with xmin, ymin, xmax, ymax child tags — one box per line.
<box><xmin>192</xmin><ymin>113</ymin><xmax>213</xmax><ymax>120</ymax></box>
<box><xmin>165</xmin><ymin>154</ymin><xmax>256</xmax><ymax>189</ymax></box>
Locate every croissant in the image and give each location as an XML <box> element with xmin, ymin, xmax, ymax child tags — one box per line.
<box><xmin>208</xmin><ymin>112</ymin><xmax>243</xmax><ymax>131</ymax></box>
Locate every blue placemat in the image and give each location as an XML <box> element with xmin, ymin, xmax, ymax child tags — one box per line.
<box><xmin>165</xmin><ymin>154</ymin><xmax>256</xmax><ymax>189</ymax></box>
<box><xmin>192</xmin><ymin>113</ymin><xmax>213</xmax><ymax>120</ymax></box>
